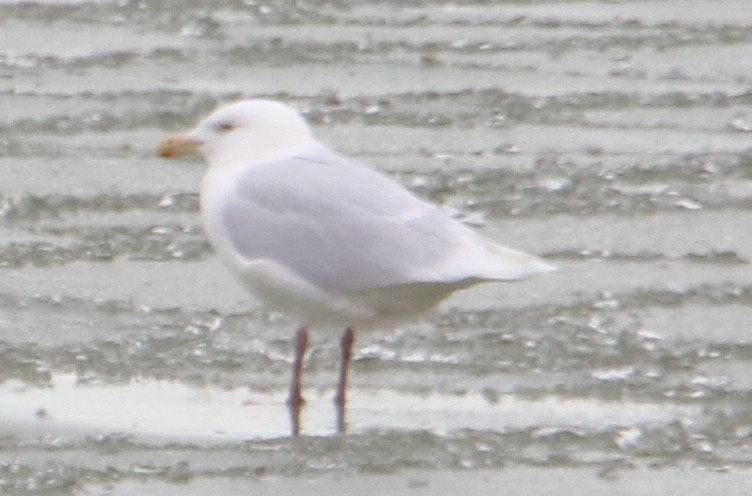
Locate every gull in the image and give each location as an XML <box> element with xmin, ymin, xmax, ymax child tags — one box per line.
<box><xmin>157</xmin><ymin>99</ymin><xmax>554</xmax><ymax>435</ymax></box>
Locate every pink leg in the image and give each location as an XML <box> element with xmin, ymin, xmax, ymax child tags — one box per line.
<box><xmin>335</xmin><ymin>328</ymin><xmax>355</xmax><ymax>433</ymax></box>
<box><xmin>287</xmin><ymin>327</ymin><xmax>308</xmax><ymax>436</ymax></box>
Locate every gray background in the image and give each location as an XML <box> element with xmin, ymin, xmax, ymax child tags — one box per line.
<box><xmin>1</xmin><ymin>0</ymin><xmax>752</xmax><ymax>494</ymax></box>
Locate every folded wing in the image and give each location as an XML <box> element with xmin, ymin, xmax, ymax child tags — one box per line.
<box><xmin>221</xmin><ymin>143</ymin><xmax>553</xmax><ymax>295</ymax></box>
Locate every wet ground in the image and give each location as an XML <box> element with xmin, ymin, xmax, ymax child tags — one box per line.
<box><xmin>1</xmin><ymin>0</ymin><xmax>752</xmax><ymax>494</ymax></box>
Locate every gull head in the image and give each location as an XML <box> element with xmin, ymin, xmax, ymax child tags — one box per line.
<box><xmin>158</xmin><ymin>99</ymin><xmax>313</xmax><ymax>167</ymax></box>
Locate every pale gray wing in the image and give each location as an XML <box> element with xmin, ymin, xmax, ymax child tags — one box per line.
<box><xmin>220</xmin><ymin>143</ymin><xmax>469</xmax><ymax>294</ymax></box>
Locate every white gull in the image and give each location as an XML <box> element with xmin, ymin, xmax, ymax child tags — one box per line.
<box><xmin>157</xmin><ymin>99</ymin><xmax>554</xmax><ymax>434</ymax></box>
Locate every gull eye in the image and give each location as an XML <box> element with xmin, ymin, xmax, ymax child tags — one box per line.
<box><xmin>215</xmin><ymin>122</ymin><xmax>235</xmax><ymax>133</ymax></box>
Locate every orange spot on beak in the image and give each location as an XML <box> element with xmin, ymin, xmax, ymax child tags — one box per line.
<box><xmin>157</xmin><ymin>134</ymin><xmax>201</xmax><ymax>158</ymax></box>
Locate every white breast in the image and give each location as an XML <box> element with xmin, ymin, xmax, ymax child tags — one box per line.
<box><xmin>200</xmin><ymin>166</ymin><xmax>245</xmax><ymax>269</ymax></box>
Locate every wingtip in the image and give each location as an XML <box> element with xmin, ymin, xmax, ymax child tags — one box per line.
<box><xmin>534</xmin><ymin>258</ymin><xmax>558</xmax><ymax>274</ymax></box>
<box><xmin>484</xmin><ymin>243</ymin><xmax>558</xmax><ymax>279</ymax></box>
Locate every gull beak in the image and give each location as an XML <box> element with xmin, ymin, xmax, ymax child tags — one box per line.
<box><xmin>157</xmin><ymin>134</ymin><xmax>201</xmax><ymax>158</ymax></box>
